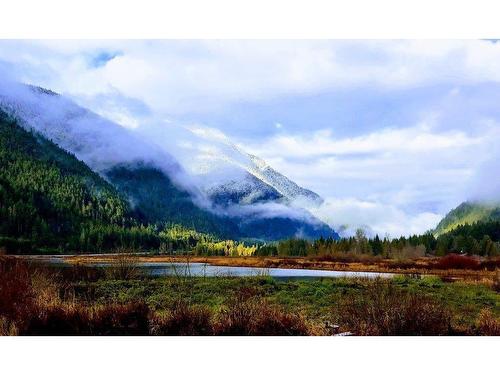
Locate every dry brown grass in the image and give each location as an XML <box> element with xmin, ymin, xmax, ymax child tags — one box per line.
<box><xmin>434</xmin><ymin>254</ymin><xmax>481</xmax><ymax>270</ymax></box>
<box><xmin>150</xmin><ymin>302</ymin><xmax>213</xmax><ymax>335</ymax></box>
<box><xmin>104</xmin><ymin>249</ymin><xmax>142</xmax><ymax>280</ymax></box>
<box><xmin>150</xmin><ymin>287</ymin><xmax>312</xmax><ymax>336</ymax></box>
<box><xmin>333</xmin><ymin>280</ymin><xmax>452</xmax><ymax>335</ymax></box>
<box><xmin>1</xmin><ymin>256</ymin><xmax>312</xmax><ymax>336</ymax></box>
<box><xmin>55</xmin><ymin>263</ymin><xmax>107</xmax><ymax>282</ymax></box>
<box><xmin>2</xmin><ymin>255</ymin><xmax>497</xmax><ymax>336</ymax></box>
<box><xmin>0</xmin><ymin>255</ymin><xmax>150</xmax><ymax>335</ymax></box>
<box><xmin>0</xmin><ymin>256</ymin><xmax>37</xmax><ymax>333</ymax></box>
<box><xmin>476</xmin><ymin>309</ymin><xmax>500</xmax><ymax>336</ymax></box>
<box><xmin>493</xmin><ymin>269</ymin><xmax>500</xmax><ymax>292</ymax></box>
<box><xmin>0</xmin><ymin>317</ymin><xmax>18</xmax><ymax>336</ymax></box>
<box><xmin>213</xmin><ymin>287</ymin><xmax>311</xmax><ymax>336</ymax></box>
<box><xmin>31</xmin><ymin>270</ymin><xmax>61</xmax><ymax>308</ymax></box>
<box><xmin>24</xmin><ymin>301</ymin><xmax>150</xmax><ymax>335</ymax></box>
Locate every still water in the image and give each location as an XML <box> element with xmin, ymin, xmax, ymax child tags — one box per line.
<box><xmin>83</xmin><ymin>261</ymin><xmax>394</xmax><ymax>278</ymax></box>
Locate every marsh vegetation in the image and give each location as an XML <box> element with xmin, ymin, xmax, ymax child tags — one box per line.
<box><xmin>1</xmin><ymin>256</ymin><xmax>498</xmax><ymax>336</ymax></box>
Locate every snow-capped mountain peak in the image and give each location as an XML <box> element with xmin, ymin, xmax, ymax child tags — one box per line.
<box><xmin>142</xmin><ymin>122</ymin><xmax>324</xmax><ymax>209</ymax></box>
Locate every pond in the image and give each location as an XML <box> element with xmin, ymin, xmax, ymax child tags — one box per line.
<box><xmin>144</xmin><ymin>262</ymin><xmax>395</xmax><ymax>278</ymax></box>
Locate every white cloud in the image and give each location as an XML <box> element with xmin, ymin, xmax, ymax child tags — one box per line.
<box><xmin>312</xmin><ymin>197</ymin><xmax>443</xmax><ymax>238</ymax></box>
<box><xmin>245</xmin><ymin>122</ymin><xmax>485</xmax><ymax>158</ymax></box>
<box><xmin>3</xmin><ymin>40</ymin><xmax>500</xmax><ymax>115</ymax></box>
<box><xmin>244</xmin><ymin>123</ymin><xmax>496</xmax><ymax>189</ymax></box>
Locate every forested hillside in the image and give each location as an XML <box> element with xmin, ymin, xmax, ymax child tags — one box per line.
<box><xmin>434</xmin><ymin>220</ymin><xmax>500</xmax><ymax>256</ymax></box>
<box><xmin>434</xmin><ymin>201</ymin><xmax>500</xmax><ymax>235</ymax></box>
<box><xmin>105</xmin><ymin>164</ymin><xmax>242</xmax><ymax>238</ymax></box>
<box><xmin>0</xmin><ymin>110</ymin><xmax>163</xmax><ymax>253</ymax></box>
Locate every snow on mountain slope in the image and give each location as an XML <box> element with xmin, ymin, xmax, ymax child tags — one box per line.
<box><xmin>187</xmin><ymin>126</ymin><xmax>323</xmax><ymax>205</ymax></box>
<box><xmin>140</xmin><ymin>123</ymin><xmax>324</xmax><ymax>209</ymax></box>
<box><xmin>206</xmin><ymin>173</ymin><xmax>284</xmax><ymax>207</ymax></box>
<box><xmin>247</xmin><ymin>153</ymin><xmax>323</xmax><ymax>205</ymax></box>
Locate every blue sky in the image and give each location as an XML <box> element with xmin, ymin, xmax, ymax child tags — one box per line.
<box><xmin>1</xmin><ymin>40</ymin><xmax>500</xmax><ymax>236</ymax></box>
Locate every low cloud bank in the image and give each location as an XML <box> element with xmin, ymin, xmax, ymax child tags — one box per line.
<box><xmin>311</xmin><ymin>198</ymin><xmax>443</xmax><ymax>238</ymax></box>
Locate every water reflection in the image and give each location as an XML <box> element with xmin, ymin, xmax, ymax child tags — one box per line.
<box><xmin>80</xmin><ymin>261</ymin><xmax>394</xmax><ymax>279</ymax></box>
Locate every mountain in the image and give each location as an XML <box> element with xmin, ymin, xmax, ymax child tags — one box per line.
<box><xmin>0</xmin><ymin>82</ymin><xmax>241</xmax><ymax>239</ymax></box>
<box><xmin>205</xmin><ymin>158</ymin><xmax>323</xmax><ymax>208</ymax></box>
<box><xmin>207</xmin><ymin>173</ymin><xmax>284</xmax><ymax>207</ymax></box>
<box><xmin>245</xmin><ymin>153</ymin><xmax>323</xmax><ymax>206</ymax></box>
<box><xmin>434</xmin><ymin>201</ymin><xmax>500</xmax><ymax>236</ymax></box>
<box><xmin>138</xmin><ymin>123</ymin><xmax>334</xmax><ymax>239</ymax></box>
<box><xmin>202</xmin><ymin>148</ymin><xmax>323</xmax><ymax>208</ymax></box>
<box><xmin>0</xmin><ymin>82</ymin><xmax>337</xmax><ymax>241</ymax></box>
<box><xmin>141</xmin><ymin>123</ymin><xmax>324</xmax><ymax>208</ymax></box>
<box><xmin>104</xmin><ymin>163</ymin><xmax>241</xmax><ymax>238</ymax></box>
<box><xmin>105</xmin><ymin>163</ymin><xmax>336</xmax><ymax>241</ymax></box>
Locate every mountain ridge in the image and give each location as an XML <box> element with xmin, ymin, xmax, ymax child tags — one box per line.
<box><xmin>0</xmin><ymin>82</ymin><xmax>338</xmax><ymax>241</ymax></box>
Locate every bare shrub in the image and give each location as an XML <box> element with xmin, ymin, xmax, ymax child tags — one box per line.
<box><xmin>334</xmin><ymin>280</ymin><xmax>451</xmax><ymax>335</ymax></box>
<box><xmin>24</xmin><ymin>304</ymin><xmax>92</xmax><ymax>335</ymax></box>
<box><xmin>56</xmin><ymin>263</ymin><xmax>107</xmax><ymax>282</ymax></box>
<box><xmin>312</xmin><ymin>253</ymin><xmax>378</xmax><ymax>264</ymax></box>
<box><xmin>24</xmin><ymin>302</ymin><xmax>150</xmax><ymax>335</ymax></box>
<box><xmin>480</xmin><ymin>257</ymin><xmax>500</xmax><ymax>271</ymax></box>
<box><xmin>106</xmin><ymin>249</ymin><xmax>141</xmax><ymax>280</ymax></box>
<box><xmin>391</xmin><ymin>245</ymin><xmax>426</xmax><ymax>260</ymax></box>
<box><xmin>0</xmin><ymin>256</ymin><xmax>37</xmax><ymax>330</ymax></box>
<box><xmin>31</xmin><ymin>270</ymin><xmax>61</xmax><ymax>308</ymax></box>
<box><xmin>91</xmin><ymin>302</ymin><xmax>150</xmax><ymax>335</ymax></box>
<box><xmin>214</xmin><ymin>287</ymin><xmax>310</xmax><ymax>336</ymax></box>
<box><xmin>385</xmin><ymin>259</ymin><xmax>428</xmax><ymax>270</ymax></box>
<box><xmin>476</xmin><ymin>309</ymin><xmax>500</xmax><ymax>336</ymax></box>
<box><xmin>435</xmin><ymin>254</ymin><xmax>480</xmax><ymax>270</ymax></box>
<box><xmin>150</xmin><ymin>302</ymin><xmax>213</xmax><ymax>335</ymax></box>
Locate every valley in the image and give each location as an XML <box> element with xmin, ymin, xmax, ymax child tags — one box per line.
<box><xmin>0</xmin><ymin>81</ymin><xmax>499</xmax><ymax>336</ymax></box>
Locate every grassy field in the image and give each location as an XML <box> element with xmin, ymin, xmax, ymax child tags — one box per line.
<box><xmin>1</xmin><ymin>255</ymin><xmax>499</xmax><ymax>335</ymax></box>
<box><xmin>77</xmin><ymin>275</ymin><xmax>500</xmax><ymax>332</ymax></box>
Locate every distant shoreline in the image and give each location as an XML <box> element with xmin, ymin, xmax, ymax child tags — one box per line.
<box><xmin>20</xmin><ymin>254</ymin><xmax>498</xmax><ymax>280</ymax></box>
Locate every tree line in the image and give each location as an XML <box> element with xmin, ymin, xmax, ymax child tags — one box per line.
<box><xmin>254</xmin><ymin>225</ymin><xmax>500</xmax><ymax>258</ymax></box>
